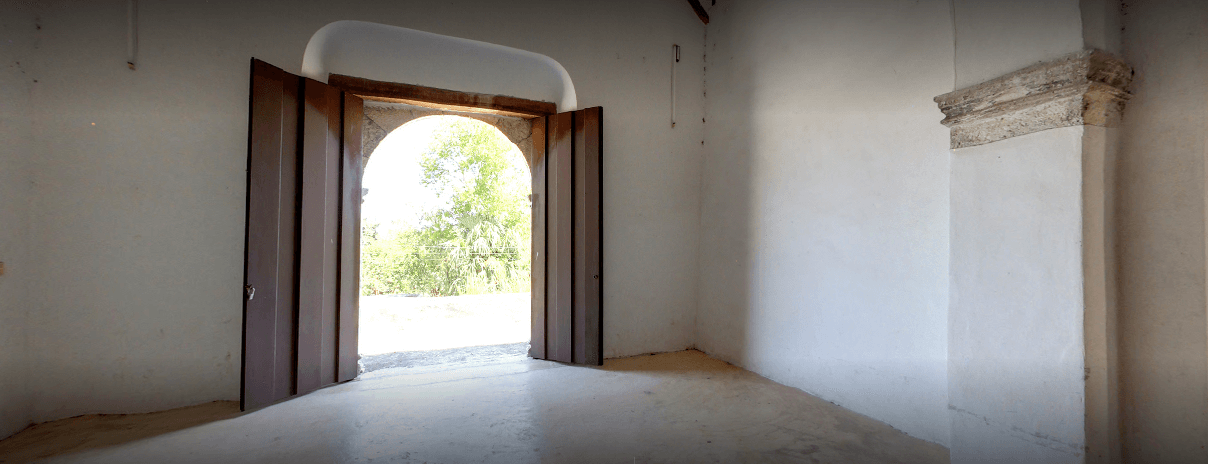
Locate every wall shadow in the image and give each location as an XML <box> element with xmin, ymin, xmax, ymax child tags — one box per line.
<box><xmin>0</xmin><ymin>401</ymin><xmax>241</xmax><ymax>463</ymax></box>
<box><xmin>593</xmin><ymin>349</ymin><xmax>745</xmax><ymax>375</ymax></box>
<box><xmin>1114</xmin><ymin>1</ymin><xmax>1208</xmax><ymax>459</ymax></box>
<box><xmin>692</xmin><ymin>0</ymin><xmax>754</xmax><ymax>372</ymax></box>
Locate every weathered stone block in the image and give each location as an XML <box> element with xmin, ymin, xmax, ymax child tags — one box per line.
<box><xmin>935</xmin><ymin>49</ymin><xmax>1132</xmax><ymax>149</ymax></box>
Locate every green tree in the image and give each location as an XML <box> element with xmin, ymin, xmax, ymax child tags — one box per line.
<box><xmin>361</xmin><ymin>118</ymin><xmax>531</xmax><ymax>296</ymax></box>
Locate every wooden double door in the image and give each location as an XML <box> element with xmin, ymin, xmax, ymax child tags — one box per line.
<box><xmin>241</xmin><ymin>59</ymin><xmax>602</xmax><ymax>410</ymax></box>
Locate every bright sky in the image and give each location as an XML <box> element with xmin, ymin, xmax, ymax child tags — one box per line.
<box><xmin>361</xmin><ymin>116</ymin><xmax>526</xmax><ymax>232</ymax></box>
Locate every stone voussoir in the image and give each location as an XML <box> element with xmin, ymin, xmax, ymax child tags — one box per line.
<box><xmin>362</xmin><ymin>102</ymin><xmax>535</xmax><ymax>167</ymax></box>
<box><xmin>934</xmin><ymin>49</ymin><xmax>1133</xmax><ymax>149</ymax></box>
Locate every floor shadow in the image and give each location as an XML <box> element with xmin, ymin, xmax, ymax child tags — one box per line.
<box><xmin>0</xmin><ymin>401</ymin><xmax>240</xmax><ymax>464</ymax></box>
<box><xmin>595</xmin><ymin>349</ymin><xmax>742</xmax><ymax>374</ymax></box>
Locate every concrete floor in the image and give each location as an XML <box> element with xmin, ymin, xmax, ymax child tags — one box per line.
<box><xmin>0</xmin><ymin>351</ymin><xmax>948</xmax><ymax>464</ymax></box>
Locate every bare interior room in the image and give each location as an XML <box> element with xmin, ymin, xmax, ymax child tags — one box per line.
<box><xmin>1</xmin><ymin>0</ymin><xmax>1206</xmax><ymax>463</ymax></box>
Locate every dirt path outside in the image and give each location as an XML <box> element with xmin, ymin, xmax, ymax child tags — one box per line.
<box><xmin>359</xmin><ymin>292</ymin><xmax>530</xmax><ymax>356</ymax></box>
<box><xmin>358</xmin><ymin>342</ymin><xmax>530</xmax><ymax>376</ymax></box>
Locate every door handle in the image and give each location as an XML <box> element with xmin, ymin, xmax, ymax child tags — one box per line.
<box><xmin>245</xmin><ymin>285</ymin><xmax>255</xmax><ymax>301</ymax></box>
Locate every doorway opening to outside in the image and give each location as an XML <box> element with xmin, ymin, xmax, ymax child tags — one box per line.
<box><xmin>357</xmin><ymin>115</ymin><xmax>532</xmax><ymax>374</ymax></box>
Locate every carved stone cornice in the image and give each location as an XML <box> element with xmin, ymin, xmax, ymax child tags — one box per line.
<box><xmin>934</xmin><ymin>49</ymin><xmax>1133</xmax><ymax>149</ymax></box>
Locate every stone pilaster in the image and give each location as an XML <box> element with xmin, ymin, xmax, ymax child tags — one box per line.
<box><xmin>939</xmin><ymin>50</ymin><xmax>1131</xmax><ymax>464</ymax></box>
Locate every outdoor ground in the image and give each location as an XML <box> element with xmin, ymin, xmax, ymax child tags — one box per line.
<box><xmin>358</xmin><ymin>292</ymin><xmax>530</xmax><ymax>373</ymax></box>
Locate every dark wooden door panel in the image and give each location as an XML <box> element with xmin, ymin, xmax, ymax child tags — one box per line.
<box><xmin>573</xmin><ymin>107</ymin><xmax>603</xmax><ymax>365</ymax></box>
<box><xmin>572</xmin><ymin>112</ymin><xmax>587</xmax><ymax>364</ymax></box>
<box><xmin>585</xmin><ymin>108</ymin><xmax>604</xmax><ymax>365</ymax></box>
<box><xmin>337</xmin><ymin>92</ymin><xmax>364</xmax><ymax>383</ymax></box>
<box><xmin>297</xmin><ymin>77</ymin><xmax>331</xmax><ymax>395</ymax></box>
<box><xmin>244</xmin><ymin>59</ymin><xmax>362</xmax><ymax>410</ymax></box>
<box><xmin>531</xmin><ymin>107</ymin><xmax>603</xmax><ymax>366</ymax></box>
<box><xmin>548</xmin><ymin>111</ymin><xmax>575</xmax><ymax>363</ymax></box>
<box><xmin>529</xmin><ymin>117</ymin><xmax>548</xmax><ymax>360</ymax></box>
<box><xmin>243</xmin><ymin>60</ymin><xmax>286</xmax><ymax>410</ymax></box>
<box><xmin>320</xmin><ymin>84</ymin><xmax>342</xmax><ymax>387</ymax></box>
<box><xmin>274</xmin><ymin>71</ymin><xmax>302</xmax><ymax>397</ymax></box>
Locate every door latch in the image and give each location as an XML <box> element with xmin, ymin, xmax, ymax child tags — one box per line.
<box><xmin>244</xmin><ymin>285</ymin><xmax>255</xmax><ymax>301</ymax></box>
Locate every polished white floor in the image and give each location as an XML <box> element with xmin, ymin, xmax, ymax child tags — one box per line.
<box><xmin>2</xmin><ymin>351</ymin><xmax>948</xmax><ymax>464</ymax></box>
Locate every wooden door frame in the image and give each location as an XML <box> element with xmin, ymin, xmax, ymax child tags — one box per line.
<box><xmin>332</xmin><ymin>75</ymin><xmax>604</xmax><ymax>366</ymax></box>
<box><xmin>327</xmin><ymin>74</ymin><xmax>559</xmax><ymax>359</ymax></box>
<box><xmin>328</xmin><ymin>74</ymin><xmax>556</xmax><ymax>118</ymax></box>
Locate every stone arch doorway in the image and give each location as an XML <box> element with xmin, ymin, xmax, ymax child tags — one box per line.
<box><xmin>362</xmin><ymin>102</ymin><xmax>536</xmax><ymax>169</ymax></box>
<box><xmin>299</xmin><ymin>20</ymin><xmax>603</xmax><ymax>369</ymax></box>
<box><xmin>357</xmin><ymin>114</ymin><xmax>534</xmax><ymax>370</ymax></box>
<box><xmin>242</xmin><ymin>22</ymin><xmax>600</xmax><ymax>411</ymax></box>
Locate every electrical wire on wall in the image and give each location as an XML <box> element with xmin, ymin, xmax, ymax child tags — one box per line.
<box><xmin>127</xmin><ymin>0</ymin><xmax>138</xmax><ymax>70</ymax></box>
<box><xmin>671</xmin><ymin>44</ymin><xmax>680</xmax><ymax>128</ymax></box>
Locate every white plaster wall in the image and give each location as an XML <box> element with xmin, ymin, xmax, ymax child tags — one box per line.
<box><xmin>1117</xmin><ymin>0</ymin><xmax>1208</xmax><ymax>460</ymax></box>
<box><xmin>1079</xmin><ymin>0</ymin><xmax>1122</xmax><ymax>55</ymax></box>
<box><xmin>697</xmin><ymin>0</ymin><xmax>953</xmax><ymax>446</ymax></box>
<box><xmin>949</xmin><ymin>128</ymin><xmax>1089</xmax><ymax>463</ymax></box>
<box><xmin>23</xmin><ymin>0</ymin><xmax>704</xmax><ymax>423</ymax></box>
<box><xmin>0</xmin><ymin>1</ymin><xmax>36</xmax><ymax>441</ymax></box>
<box><xmin>1082</xmin><ymin>125</ymin><xmax>1121</xmax><ymax>464</ymax></box>
<box><xmin>945</xmin><ymin>4</ymin><xmax>1102</xmax><ymax>461</ymax></box>
<box><xmin>951</xmin><ymin>0</ymin><xmax>1084</xmax><ymax>88</ymax></box>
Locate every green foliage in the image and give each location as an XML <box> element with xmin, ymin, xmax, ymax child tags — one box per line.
<box><xmin>361</xmin><ymin>119</ymin><xmax>531</xmax><ymax>296</ymax></box>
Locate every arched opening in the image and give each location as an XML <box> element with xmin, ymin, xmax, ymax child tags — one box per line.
<box><xmin>240</xmin><ymin>23</ymin><xmax>598</xmax><ymax>413</ymax></box>
<box><xmin>358</xmin><ymin>114</ymin><xmax>532</xmax><ymax>373</ymax></box>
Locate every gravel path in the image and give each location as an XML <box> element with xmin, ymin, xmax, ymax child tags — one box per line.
<box><xmin>358</xmin><ymin>292</ymin><xmax>530</xmax><ymax>363</ymax></box>
<box><xmin>358</xmin><ymin>342</ymin><xmax>529</xmax><ymax>375</ymax></box>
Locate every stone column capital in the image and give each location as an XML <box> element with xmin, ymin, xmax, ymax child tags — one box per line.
<box><xmin>935</xmin><ymin>49</ymin><xmax>1133</xmax><ymax>149</ymax></box>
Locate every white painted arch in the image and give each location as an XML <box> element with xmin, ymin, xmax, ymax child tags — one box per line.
<box><xmin>301</xmin><ymin>20</ymin><xmax>577</xmax><ymax>112</ymax></box>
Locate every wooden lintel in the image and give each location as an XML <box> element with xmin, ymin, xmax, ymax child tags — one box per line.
<box><xmin>687</xmin><ymin>0</ymin><xmax>709</xmax><ymax>24</ymax></box>
<box><xmin>327</xmin><ymin>74</ymin><xmax>557</xmax><ymax>118</ymax></box>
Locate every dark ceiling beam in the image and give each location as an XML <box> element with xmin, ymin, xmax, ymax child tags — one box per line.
<box><xmin>327</xmin><ymin>74</ymin><xmax>556</xmax><ymax>118</ymax></box>
<box><xmin>686</xmin><ymin>0</ymin><xmax>709</xmax><ymax>24</ymax></box>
